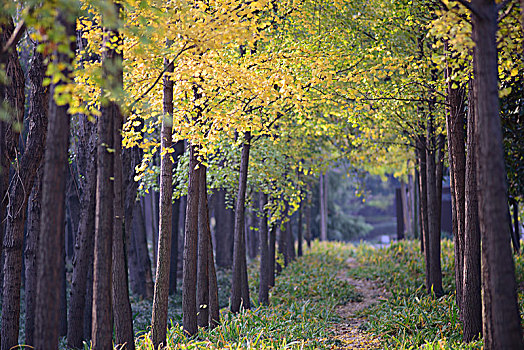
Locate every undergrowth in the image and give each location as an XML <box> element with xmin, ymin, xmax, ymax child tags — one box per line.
<box><xmin>132</xmin><ymin>241</ymin><xmax>361</xmax><ymax>349</ymax></box>
<box><xmin>353</xmin><ymin>240</ymin><xmax>524</xmax><ymax>350</ymax></box>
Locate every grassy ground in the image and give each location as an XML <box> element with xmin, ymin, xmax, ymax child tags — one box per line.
<box><xmin>132</xmin><ymin>241</ymin><xmax>361</xmax><ymax>349</ymax></box>
<box><xmin>53</xmin><ymin>239</ymin><xmax>524</xmax><ymax>349</ymax></box>
<box><xmin>352</xmin><ymin>240</ymin><xmax>524</xmax><ymax>350</ymax></box>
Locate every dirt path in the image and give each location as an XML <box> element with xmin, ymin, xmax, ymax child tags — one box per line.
<box><xmin>329</xmin><ymin>257</ymin><xmax>386</xmax><ymax>349</ymax></box>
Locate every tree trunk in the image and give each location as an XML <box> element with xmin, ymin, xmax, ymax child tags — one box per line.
<box><xmin>297</xmin><ymin>198</ymin><xmax>303</xmax><ymax>257</ymax></box>
<box><xmin>109</xmin><ymin>30</ymin><xmax>135</xmax><ymax>350</ymax></box>
<box><xmin>268</xmin><ymin>221</ymin><xmax>276</xmax><ymax>287</ymax></box>
<box><xmin>68</xmin><ymin>116</ymin><xmax>97</xmax><ymax>349</ymax></box>
<box><xmin>84</xmin><ymin>254</ymin><xmax>94</xmax><ymax>341</ymax></box>
<box><xmin>462</xmin><ymin>79</ymin><xmax>482</xmax><ymax>342</ymax></box>
<box><xmin>319</xmin><ymin>173</ymin><xmax>328</xmax><ymax>241</ymax></box>
<box><xmin>511</xmin><ymin>200</ymin><xmax>519</xmax><ymax>251</ymax></box>
<box><xmin>197</xmin><ymin>165</ymin><xmax>210</xmax><ymax>328</ymax></box>
<box><xmin>445</xmin><ymin>58</ymin><xmax>466</xmax><ymax>313</ymax></box>
<box><xmin>151</xmin><ymin>59</ymin><xmax>174</xmax><ymax>348</ymax></box>
<box><xmin>215</xmin><ymin>189</ymin><xmax>234</xmax><ymax>268</ymax></box>
<box><xmin>400</xmin><ymin>181</ymin><xmax>410</xmax><ymax>237</ymax></box>
<box><xmin>122</xmin><ymin>142</ymin><xmax>143</xmax><ymax>298</ymax></box>
<box><xmin>275</xmin><ymin>224</ymin><xmax>283</xmax><ymax>274</ymax></box>
<box><xmin>112</xmin><ymin>111</ymin><xmax>135</xmax><ymax>350</ymax></box>
<box><xmin>258</xmin><ymin>192</ymin><xmax>270</xmax><ymax>305</ymax></box>
<box><xmin>416</xmin><ymin>138</ymin><xmax>430</xmax><ymax>288</ymax></box>
<box><xmin>151</xmin><ymin>191</ymin><xmax>159</xmax><ymax>269</ymax></box>
<box><xmin>33</xmin><ymin>16</ymin><xmax>74</xmax><ymax>348</ymax></box>
<box><xmin>231</xmin><ymin>132</ymin><xmax>251</xmax><ymax>313</ymax></box>
<box><xmin>92</xmin><ymin>83</ymin><xmax>115</xmax><ymax>350</ymax></box>
<box><xmin>66</xmin><ymin>175</ymin><xmax>81</xmax><ymax>262</ymax></box>
<box><xmin>287</xmin><ymin>218</ymin><xmax>295</xmax><ymax>262</ymax></box>
<box><xmin>21</xmin><ymin>49</ymin><xmax>47</xmax><ymax>345</ymax></box>
<box><xmin>472</xmin><ymin>1</ymin><xmax>523</xmax><ymax>347</ymax></box>
<box><xmin>24</xmin><ymin>167</ymin><xmax>42</xmax><ymax>346</ymax></box>
<box><xmin>182</xmin><ymin>144</ymin><xmax>199</xmax><ymax>336</ymax></box>
<box><xmin>0</xmin><ymin>26</ymin><xmax>29</xmax><ymax>350</ymax></box>
<box><xmin>196</xmin><ymin>165</ymin><xmax>219</xmax><ymax>327</ymax></box>
<box><xmin>60</xmin><ymin>242</ymin><xmax>68</xmax><ymax>337</ymax></box>
<box><xmin>170</xmin><ymin>140</ymin><xmax>185</xmax><ymax>295</ymax></box>
<box><xmin>207</xmin><ymin>224</ymin><xmax>220</xmax><ymax>328</ymax></box>
<box><xmin>305</xmin><ymin>190</ymin><xmax>311</xmax><ymax>248</ymax></box>
<box><xmin>426</xmin><ymin>115</ymin><xmax>443</xmax><ymax>297</ymax></box>
<box><xmin>134</xmin><ymin>200</ymin><xmax>154</xmax><ymax>299</ymax></box>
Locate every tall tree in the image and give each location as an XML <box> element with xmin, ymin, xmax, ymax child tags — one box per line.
<box><xmin>21</xmin><ymin>47</ymin><xmax>47</xmax><ymax>347</ymax></box>
<box><xmin>319</xmin><ymin>173</ymin><xmax>328</xmax><ymax>241</ymax></box>
<box><xmin>169</xmin><ymin>140</ymin><xmax>185</xmax><ymax>295</ymax></box>
<box><xmin>91</xmin><ymin>23</ymin><xmax>118</xmax><ymax>349</ymax></box>
<box><xmin>67</xmin><ymin>114</ymin><xmax>97</xmax><ymax>349</ymax></box>
<box><xmin>24</xmin><ymin>167</ymin><xmax>43</xmax><ymax>346</ymax></box>
<box><xmin>182</xmin><ymin>144</ymin><xmax>200</xmax><ymax>336</ymax></box>
<box><xmin>258</xmin><ymin>192</ymin><xmax>270</xmax><ymax>305</ymax></box>
<box><xmin>444</xmin><ymin>48</ymin><xmax>466</xmax><ymax>315</ymax></box>
<box><xmin>469</xmin><ymin>0</ymin><xmax>523</xmax><ymax>348</ymax></box>
<box><xmin>462</xmin><ymin>79</ymin><xmax>482</xmax><ymax>342</ymax></box>
<box><xmin>425</xmin><ymin>113</ymin><xmax>443</xmax><ymax>297</ymax></box>
<box><xmin>197</xmin><ymin>166</ymin><xmax>209</xmax><ymax>328</ymax></box>
<box><xmin>34</xmin><ymin>10</ymin><xmax>75</xmax><ymax>349</ymax></box>
<box><xmin>151</xmin><ymin>58</ymin><xmax>174</xmax><ymax>348</ymax></box>
<box><xmin>0</xmin><ymin>18</ymin><xmax>27</xmax><ymax>350</ymax></box>
<box><xmin>230</xmin><ymin>132</ymin><xmax>251</xmax><ymax>313</ymax></box>
<box><xmin>110</xmin><ymin>8</ymin><xmax>135</xmax><ymax>347</ymax></box>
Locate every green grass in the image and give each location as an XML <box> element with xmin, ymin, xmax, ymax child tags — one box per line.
<box><xmin>132</xmin><ymin>241</ymin><xmax>361</xmax><ymax>349</ymax></box>
<box><xmin>352</xmin><ymin>240</ymin><xmax>524</xmax><ymax>349</ymax></box>
<box><xmin>59</xmin><ymin>239</ymin><xmax>524</xmax><ymax>349</ymax></box>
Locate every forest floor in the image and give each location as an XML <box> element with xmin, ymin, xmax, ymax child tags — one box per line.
<box><xmin>329</xmin><ymin>256</ymin><xmax>384</xmax><ymax>349</ymax></box>
<box><xmin>46</xmin><ymin>240</ymin><xmax>524</xmax><ymax>349</ymax></box>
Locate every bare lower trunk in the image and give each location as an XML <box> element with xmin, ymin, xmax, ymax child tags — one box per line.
<box><xmin>208</xmin><ymin>226</ymin><xmax>220</xmax><ymax>327</ymax></box>
<box><xmin>445</xmin><ymin>55</ymin><xmax>466</xmax><ymax>312</ymax></box>
<box><xmin>426</xmin><ymin>115</ymin><xmax>443</xmax><ymax>297</ymax></box>
<box><xmin>0</xmin><ymin>32</ymin><xmax>30</xmax><ymax>350</ymax></box>
<box><xmin>277</xmin><ymin>222</ymin><xmax>287</xmax><ymax>271</ymax></box>
<box><xmin>462</xmin><ymin>80</ymin><xmax>482</xmax><ymax>342</ymax></box>
<box><xmin>198</xmin><ymin>166</ymin><xmax>219</xmax><ymax>327</ymax></box>
<box><xmin>297</xmin><ymin>198</ymin><xmax>303</xmax><ymax>257</ymax></box>
<box><xmin>151</xmin><ymin>61</ymin><xmax>174</xmax><ymax>347</ymax></box>
<box><xmin>182</xmin><ymin>144</ymin><xmax>199</xmax><ymax>336</ymax></box>
<box><xmin>472</xmin><ymin>2</ymin><xmax>523</xmax><ymax>347</ymax></box>
<box><xmin>416</xmin><ymin>139</ymin><xmax>430</xmax><ymax>289</ymax></box>
<box><xmin>305</xmin><ymin>190</ymin><xmax>311</xmax><ymax>248</ymax></box>
<box><xmin>60</xmin><ymin>244</ymin><xmax>67</xmax><ymax>337</ymax></box>
<box><xmin>215</xmin><ymin>189</ymin><xmax>234</xmax><ymax>268</ymax></box>
<box><xmin>268</xmin><ymin>222</ymin><xmax>276</xmax><ymax>287</ymax></box>
<box><xmin>34</xmin><ymin>17</ymin><xmax>74</xmax><ymax>348</ymax></box>
<box><xmin>287</xmin><ymin>218</ymin><xmax>295</xmax><ymax>262</ymax></box>
<box><xmin>169</xmin><ymin>140</ymin><xmax>185</xmax><ymax>295</ymax></box>
<box><xmin>24</xmin><ymin>167</ymin><xmax>43</xmax><ymax>346</ymax></box>
<box><xmin>230</xmin><ymin>133</ymin><xmax>251</xmax><ymax>313</ymax></box>
<box><xmin>92</xmin><ymin>100</ymin><xmax>115</xmax><ymax>350</ymax></box>
<box><xmin>197</xmin><ymin>166</ymin><xmax>210</xmax><ymax>328</ymax></box>
<box><xmin>123</xmin><ymin>145</ymin><xmax>143</xmax><ymax>299</ymax></box>
<box><xmin>134</xmin><ymin>201</ymin><xmax>154</xmax><ymax>299</ymax></box>
<box><xmin>319</xmin><ymin>173</ymin><xmax>328</xmax><ymax>241</ymax></box>
<box><xmin>112</xmin><ymin>108</ymin><xmax>134</xmax><ymax>349</ymax></box>
<box><xmin>258</xmin><ymin>193</ymin><xmax>269</xmax><ymax>305</ymax></box>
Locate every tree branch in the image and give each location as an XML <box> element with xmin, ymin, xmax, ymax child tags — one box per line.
<box><xmin>128</xmin><ymin>43</ymin><xmax>194</xmax><ymax>110</ymax></box>
<box><xmin>454</xmin><ymin>0</ymin><xmax>481</xmax><ymax>19</ymax></box>
<box><xmin>1</xmin><ymin>20</ymin><xmax>26</xmax><ymax>55</ymax></box>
